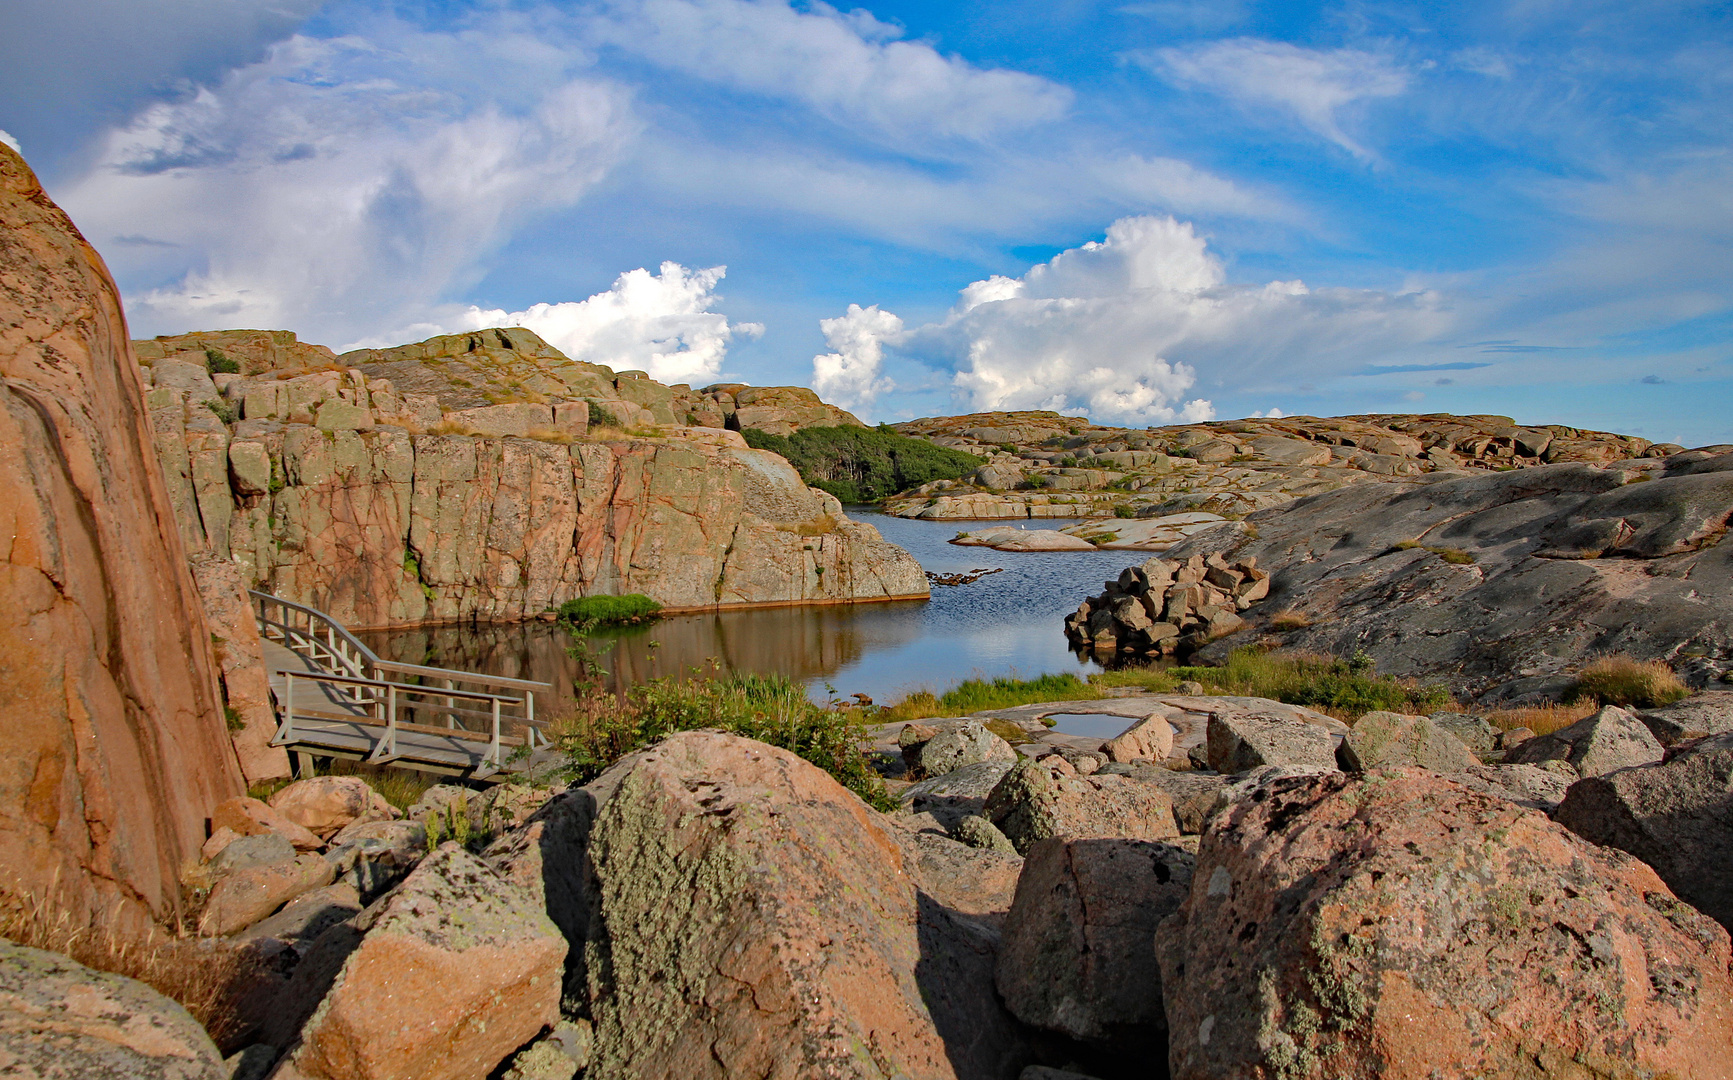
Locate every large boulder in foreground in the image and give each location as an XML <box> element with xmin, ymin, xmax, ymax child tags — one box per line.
<box><xmin>0</xmin><ymin>143</ymin><xmax>242</xmax><ymax>930</ymax></box>
<box><xmin>1554</xmin><ymin>730</ymin><xmax>1733</xmax><ymax>931</ymax></box>
<box><xmin>580</xmin><ymin>731</ymin><xmax>1024</xmax><ymax>1080</ymax></box>
<box><xmin>1155</xmin><ymin>768</ymin><xmax>1733</xmax><ymax>1080</ymax></box>
<box><xmin>290</xmin><ymin>844</ymin><xmax>565</xmax><ymax>1080</ymax></box>
<box><xmin>996</xmin><ymin>838</ymin><xmax>1193</xmax><ymax>1048</ymax></box>
<box><xmin>0</xmin><ymin>939</ymin><xmax>226</xmax><ymax>1079</ymax></box>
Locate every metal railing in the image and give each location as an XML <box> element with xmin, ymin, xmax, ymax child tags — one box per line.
<box><xmin>251</xmin><ymin>590</ymin><xmax>553</xmax><ymax>772</ymax></box>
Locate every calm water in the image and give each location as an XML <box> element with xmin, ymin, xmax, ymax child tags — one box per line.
<box><xmin>357</xmin><ymin>510</ymin><xmax>1148</xmax><ymax>706</ymax></box>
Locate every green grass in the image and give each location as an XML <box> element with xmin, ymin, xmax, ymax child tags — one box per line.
<box><xmin>881</xmin><ymin>672</ymin><xmax>1102</xmax><ymax>722</ymax></box>
<box><xmin>1090</xmin><ymin>647</ymin><xmax>1453</xmax><ymax>721</ymax></box>
<box><xmin>553</xmin><ymin>672</ymin><xmax>892</xmax><ymax>809</ymax></box>
<box><xmin>741</xmin><ymin>424</ymin><xmax>982</xmax><ymax>503</ymax></box>
<box><xmin>587</xmin><ymin>400</ymin><xmax>622</xmax><ymax>428</ymax></box>
<box><xmin>558</xmin><ymin>594</ymin><xmax>663</xmax><ymax>628</ymax></box>
<box><xmin>204</xmin><ymin>347</ymin><xmax>239</xmax><ymax>375</ymax></box>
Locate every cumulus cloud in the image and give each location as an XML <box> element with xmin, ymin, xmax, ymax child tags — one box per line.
<box><xmin>862</xmin><ymin>215</ymin><xmax>1451</xmax><ymax>425</ymax></box>
<box><xmin>1147</xmin><ymin>39</ymin><xmax>1408</xmax><ymax>161</ymax></box>
<box><xmin>453</xmin><ymin>262</ymin><xmax>758</xmax><ymax>385</ymax></box>
<box><xmin>58</xmin><ymin>27</ymin><xmax>636</xmax><ymax>345</ymax></box>
<box><xmin>589</xmin><ymin>0</ymin><xmax>1071</xmax><ymax>142</ymax></box>
<box><xmin>811</xmin><ymin>304</ymin><xmax>903</xmax><ymax>412</ymax></box>
<box><xmin>0</xmin><ymin>129</ymin><xmax>19</xmax><ymax>154</ymax></box>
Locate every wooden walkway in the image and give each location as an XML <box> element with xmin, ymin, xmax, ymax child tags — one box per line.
<box><xmin>256</xmin><ymin>592</ymin><xmax>555</xmax><ymax>781</ymax></box>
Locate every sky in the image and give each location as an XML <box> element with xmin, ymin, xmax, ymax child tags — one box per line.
<box><xmin>2</xmin><ymin>1</ymin><xmax>1730</xmax><ymax>444</ymax></box>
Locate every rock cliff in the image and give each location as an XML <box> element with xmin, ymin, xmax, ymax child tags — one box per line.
<box><xmin>0</xmin><ymin>144</ymin><xmax>243</xmax><ymax>928</ymax></box>
<box><xmin>136</xmin><ymin>329</ymin><xmax>922</xmax><ymax>627</ymax></box>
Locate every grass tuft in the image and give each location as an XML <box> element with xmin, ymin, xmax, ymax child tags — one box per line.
<box><xmin>1567</xmin><ymin>655</ymin><xmax>1689</xmax><ymax>709</ymax></box>
<box><xmin>0</xmin><ymin>882</ymin><xmax>266</xmax><ymax>1051</ymax></box>
<box><xmin>558</xmin><ymin>594</ymin><xmax>663</xmax><ymax>629</ymax></box>
<box><xmin>1090</xmin><ymin>647</ymin><xmax>1453</xmax><ymax>723</ymax></box>
<box><xmin>880</xmin><ymin>673</ymin><xmax>1102</xmax><ymax>722</ymax></box>
<box><xmin>551</xmin><ymin>671</ymin><xmax>892</xmax><ymax>809</ymax></box>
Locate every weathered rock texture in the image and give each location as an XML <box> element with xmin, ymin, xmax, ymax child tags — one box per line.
<box><xmin>579</xmin><ymin>731</ymin><xmax>1022</xmax><ymax>1080</ymax></box>
<box><xmin>1176</xmin><ymin>454</ymin><xmax>1733</xmax><ymax>698</ymax></box>
<box><xmin>1554</xmin><ymin>730</ymin><xmax>1733</xmax><ymax>931</ymax></box>
<box><xmin>290</xmin><ymin>844</ymin><xmax>565</xmax><ymax>1080</ymax></box>
<box><xmin>1155</xmin><ymin>768</ymin><xmax>1733</xmax><ymax>1080</ymax></box>
<box><xmin>1065</xmin><ymin>553</ymin><xmax>1267</xmax><ymax>658</ymax></box>
<box><xmin>984</xmin><ymin>759</ymin><xmax>1179</xmax><ymax>854</ymax></box>
<box><xmin>0</xmin><ymin>143</ymin><xmax>242</xmax><ymax>928</ymax></box>
<box><xmin>138</xmin><ymin>329</ymin><xmax>925</xmax><ymax>625</ymax></box>
<box><xmin>0</xmin><ymin>939</ymin><xmax>227</xmax><ymax>1079</ymax></box>
<box><xmin>1506</xmin><ymin>704</ymin><xmax>1664</xmax><ymax>776</ymax></box>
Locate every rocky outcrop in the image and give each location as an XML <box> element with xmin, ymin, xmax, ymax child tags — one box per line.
<box><xmin>0</xmin><ymin>939</ymin><xmax>228</xmax><ymax>1079</ymax></box>
<box><xmin>1553</xmin><ymin>730</ymin><xmax>1733</xmax><ymax>930</ymax></box>
<box><xmin>698</xmin><ymin>382</ymin><xmax>864</xmax><ymax>436</ymax></box>
<box><xmin>1506</xmin><ymin>704</ymin><xmax>1664</xmax><ymax>776</ymax></box>
<box><xmin>885</xmin><ymin>410</ymin><xmax>1657</xmax><ymax>521</ymax></box>
<box><xmin>139</xmin><ymin>335</ymin><xmax>926</xmax><ymax>625</ymax></box>
<box><xmin>0</xmin><ymin>143</ymin><xmax>243</xmax><ymax>929</ymax></box>
<box><xmin>190</xmin><ymin>555</ymin><xmax>290</xmax><ymax>783</ymax></box>
<box><xmin>1175</xmin><ymin>454</ymin><xmax>1733</xmax><ymax>699</ymax></box>
<box><xmin>952</xmin><ymin>513</ymin><xmax>1225</xmax><ymax>551</ymax></box>
<box><xmin>1339</xmin><ymin>710</ymin><xmax>1479</xmax><ymax>772</ymax></box>
<box><xmin>1066</xmin><ymin>553</ymin><xmax>1269</xmax><ymax>659</ymax></box>
<box><xmin>983</xmin><ymin>759</ymin><xmax>1179</xmax><ymax>854</ymax></box>
<box><xmin>1155</xmin><ymin>768</ymin><xmax>1733</xmax><ymax>1079</ymax></box>
<box><xmin>578</xmin><ymin>731</ymin><xmax>1023</xmax><ymax>1080</ymax></box>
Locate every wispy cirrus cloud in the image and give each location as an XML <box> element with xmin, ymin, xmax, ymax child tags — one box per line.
<box><xmin>1141</xmin><ymin>39</ymin><xmax>1410</xmax><ymax>161</ymax></box>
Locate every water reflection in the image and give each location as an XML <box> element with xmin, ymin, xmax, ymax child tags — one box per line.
<box><xmin>357</xmin><ymin>510</ymin><xmax>1152</xmax><ymax>705</ymax></box>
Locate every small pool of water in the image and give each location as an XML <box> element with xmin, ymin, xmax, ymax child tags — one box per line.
<box><xmin>1041</xmin><ymin>713</ymin><xmax>1143</xmax><ymax>738</ymax></box>
<box><xmin>358</xmin><ymin>509</ymin><xmax>1156</xmax><ymax>706</ymax></box>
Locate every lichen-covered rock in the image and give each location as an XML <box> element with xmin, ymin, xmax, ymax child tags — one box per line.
<box><xmin>580</xmin><ymin>731</ymin><xmax>1024</xmax><ymax>1080</ymax></box>
<box><xmin>1155</xmin><ymin>768</ymin><xmax>1733</xmax><ymax>1080</ymax></box>
<box><xmin>1506</xmin><ymin>705</ymin><xmax>1663</xmax><ymax>776</ymax></box>
<box><xmin>918</xmin><ymin>721</ymin><xmax>1016</xmax><ymax>778</ymax></box>
<box><xmin>1637</xmin><ymin>690</ymin><xmax>1733</xmax><ymax>745</ymax></box>
<box><xmin>0</xmin><ymin>143</ymin><xmax>243</xmax><ymax>931</ymax></box>
<box><xmin>1444</xmin><ymin>762</ymin><xmax>1572</xmax><ymax>812</ymax></box>
<box><xmin>1100</xmin><ymin>712</ymin><xmax>1175</xmax><ymax>763</ymax></box>
<box><xmin>200</xmin><ymin>852</ymin><xmax>337</xmax><ymax>936</ymax></box>
<box><xmin>1427</xmin><ymin>711</ymin><xmax>1500</xmax><ymax>758</ymax></box>
<box><xmin>290</xmin><ymin>844</ymin><xmax>566</xmax><ymax>1080</ymax></box>
<box><xmin>0</xmin><ymin>939</ymin><xmax>227</xmax><ymax>1079</ymax></box>
<box><xmin>1206</xmin><ymin>713</ymin><xmax>1338</xmax><ymax>774</ymax></box>
<box><xmin>1339</xmin><ymin>711</ymin><xmax>1478</xmax><ymax>772</ymax></box>
<box><xmin>1553</xmin><ymin>730</ymin><xmax>1733</xmax><ymax>930</ymax></box>
<box><xmin>984</xmin><ymin>759</ymin><xmax>1179</xmax><ymax>855</ymax></box>
<box><xmin>996</xmin><ymin>838</ymin><xmax>1193</xmax><ymax>1046</ymax></box>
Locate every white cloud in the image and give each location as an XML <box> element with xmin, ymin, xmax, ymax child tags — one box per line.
<box><xmin>590</xmin><ymin>0</ymin><xmax>1071</xmax><ymax>142</ymax></box>
<box><xmin>876</xmin><ymin>215</ymin><xmax>1451</xmax><ymax>425</ymax></box>
<box><xmin>58</xmin><ymin>28</ymin><xmax>636</xmax><ymax>345</ymax></box>
<box><xmin>0</xmin><ymin>129</ymin><xmax>19</xmax><ymax>153</ymax></box>
<box><xmin>1148</xmin><ymin>39</ymin><xmax>1408</xmax><ymax>161</ymax></box>
<box><xmin>454</xmin><ymin>262</ymin><xmax>755</xmax><ymax>386</ymax></box>
<box><xmin>1250</xmin><ymin>407</ymin><xmax>1287</xmax><ymax>418</ymax></box>
<box><xmin>811</xmin><ymin>303</ymin><xmax>903</xmax><ymax>412</ymax></box>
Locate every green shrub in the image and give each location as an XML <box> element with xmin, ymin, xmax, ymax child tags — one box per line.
<box><xmin>204</xmin><ymin>348</ymin><xmax>239</xmax><ymax>375</ymax></box>
<box><xmin>204</xmin><ymin>398</ymin><xmax>237</xmax><ymax>424</ymax></box>
<box><xmin>554</xmin><ymin>673</ymin><xmax>892</xmax><ymax>809</ymax></box>
<box><xmin>741</xmin><ymin>424</ymin><xmax>982</xmax><ymax>503</ymax></box>
<box><xmin>1091</xmin><ymin>647</ymin><xmax>1452</xmax><ymax>719</ymax></box>
<box><xmin>1567</xmin><ymin>655</ymin><xmax>1688</xmax><ymax>708</ymax></box>
<box><xmin>558</xmin><ymin>594</ymin><xmax>662</xmax><ymax>629</ymax></box>
<box><xmin>1113</xmin><ymin>504</ymin><xmax>1137</xmax><ymax>519</ymax></box>
<box><xmin>588</xmin><ymin>400</ymin><xmax>622</xmax><ymax>428</ymax></box>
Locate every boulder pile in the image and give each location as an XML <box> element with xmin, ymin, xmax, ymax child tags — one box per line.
<box><xmin>1064</xmin><ymin>553</ymin><xmax>1269</xmax><ymax>658</ymax></box>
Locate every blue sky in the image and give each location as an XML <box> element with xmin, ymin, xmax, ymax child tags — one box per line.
<box><xmin>3</xmin><ymin>0</ymin><xmax>1730</xmax><ymax>443</ymax></box>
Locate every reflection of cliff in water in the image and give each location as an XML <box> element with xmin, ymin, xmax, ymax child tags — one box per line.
<box><xmin>357</xmin><ymin>599</ymin><xmax>929</xmax><ymax>712</ymax></box>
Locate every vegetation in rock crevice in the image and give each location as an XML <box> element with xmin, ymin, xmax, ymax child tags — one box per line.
<box><xmin>880</xmin><ymin>673</ymin><xmax>1103</xmax><ymax>722</ymax></box>
<box><xmin>742</xmin><ymin>424</ymin><xmax>982</xmax><ymax>503</ymax></box>
<box><xmin>553</xmin><ymin>671</ymin><xmax>892</xmax><ymax>810</ymax></box>
<box><xmin>1566</xmin><ymin>655</ymin><xmax>1688</xmax><ymax>708</ymax></box>
<box><xmin>558</xmin><ymin>593</ymin><xmax>663</xmax><ymax>629</ymax></box>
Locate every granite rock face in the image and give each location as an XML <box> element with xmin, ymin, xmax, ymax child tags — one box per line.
<box><xmin>0</xmin><ymin>143</ymin><xmax>242</xmax><ymax>929</ymax></box>
<box><xmin>140</xmin><ymin>338</ymin><xmax>926</xmax><ymax>625</ymax></box>
<box><xmin>1176</xmin><ymin>457</ymin><xmax>1733</xmax><ymax>699</ymax></box>
<box><xmin>1553</xmin><ymin>730</ymin><xmax>1733</xmax><ymax>931</ymax></box>
<box><xmin>1506</xmin><ymin>705</ymin><xmax>1664</xmax><ymax>776</ymax></box>
<box><xmin>1156</xmin><ymin>768</ymin><xmax>1733</xmax><ymax>1080</ymax></box>
<box><xmin>579</xmin><ymin>731</ymin><xmax>1023</xmax><ymax>1080</ymax></box>
<box><xmin>983</xmin><ymin>759</ymin><xmax>1179</xmax><ymax>855</ymax></box>
<box><xmin>0</xmin><ymin>939</ymin><xmax>227</xmax><ymax>1080</ymax></box>
<box><xmin>1339</xmin><ymin>711</ymin><xmax>1479</xmax><ymax>772</ymax></box>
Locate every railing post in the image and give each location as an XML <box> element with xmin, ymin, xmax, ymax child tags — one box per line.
<box><xmin>490</xmin><ymin>697</ymin><xmax>502</xmax><ymax>766</ymax></box>
<box><xmin>281</xmin><ymin>672</ymin><xmax>295</xmax><ymax>743</ymax></box>
<box><xmin>526</xmin><ymin>690</ymin><xmax>536</xmax><ymax>749</ymax></box>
